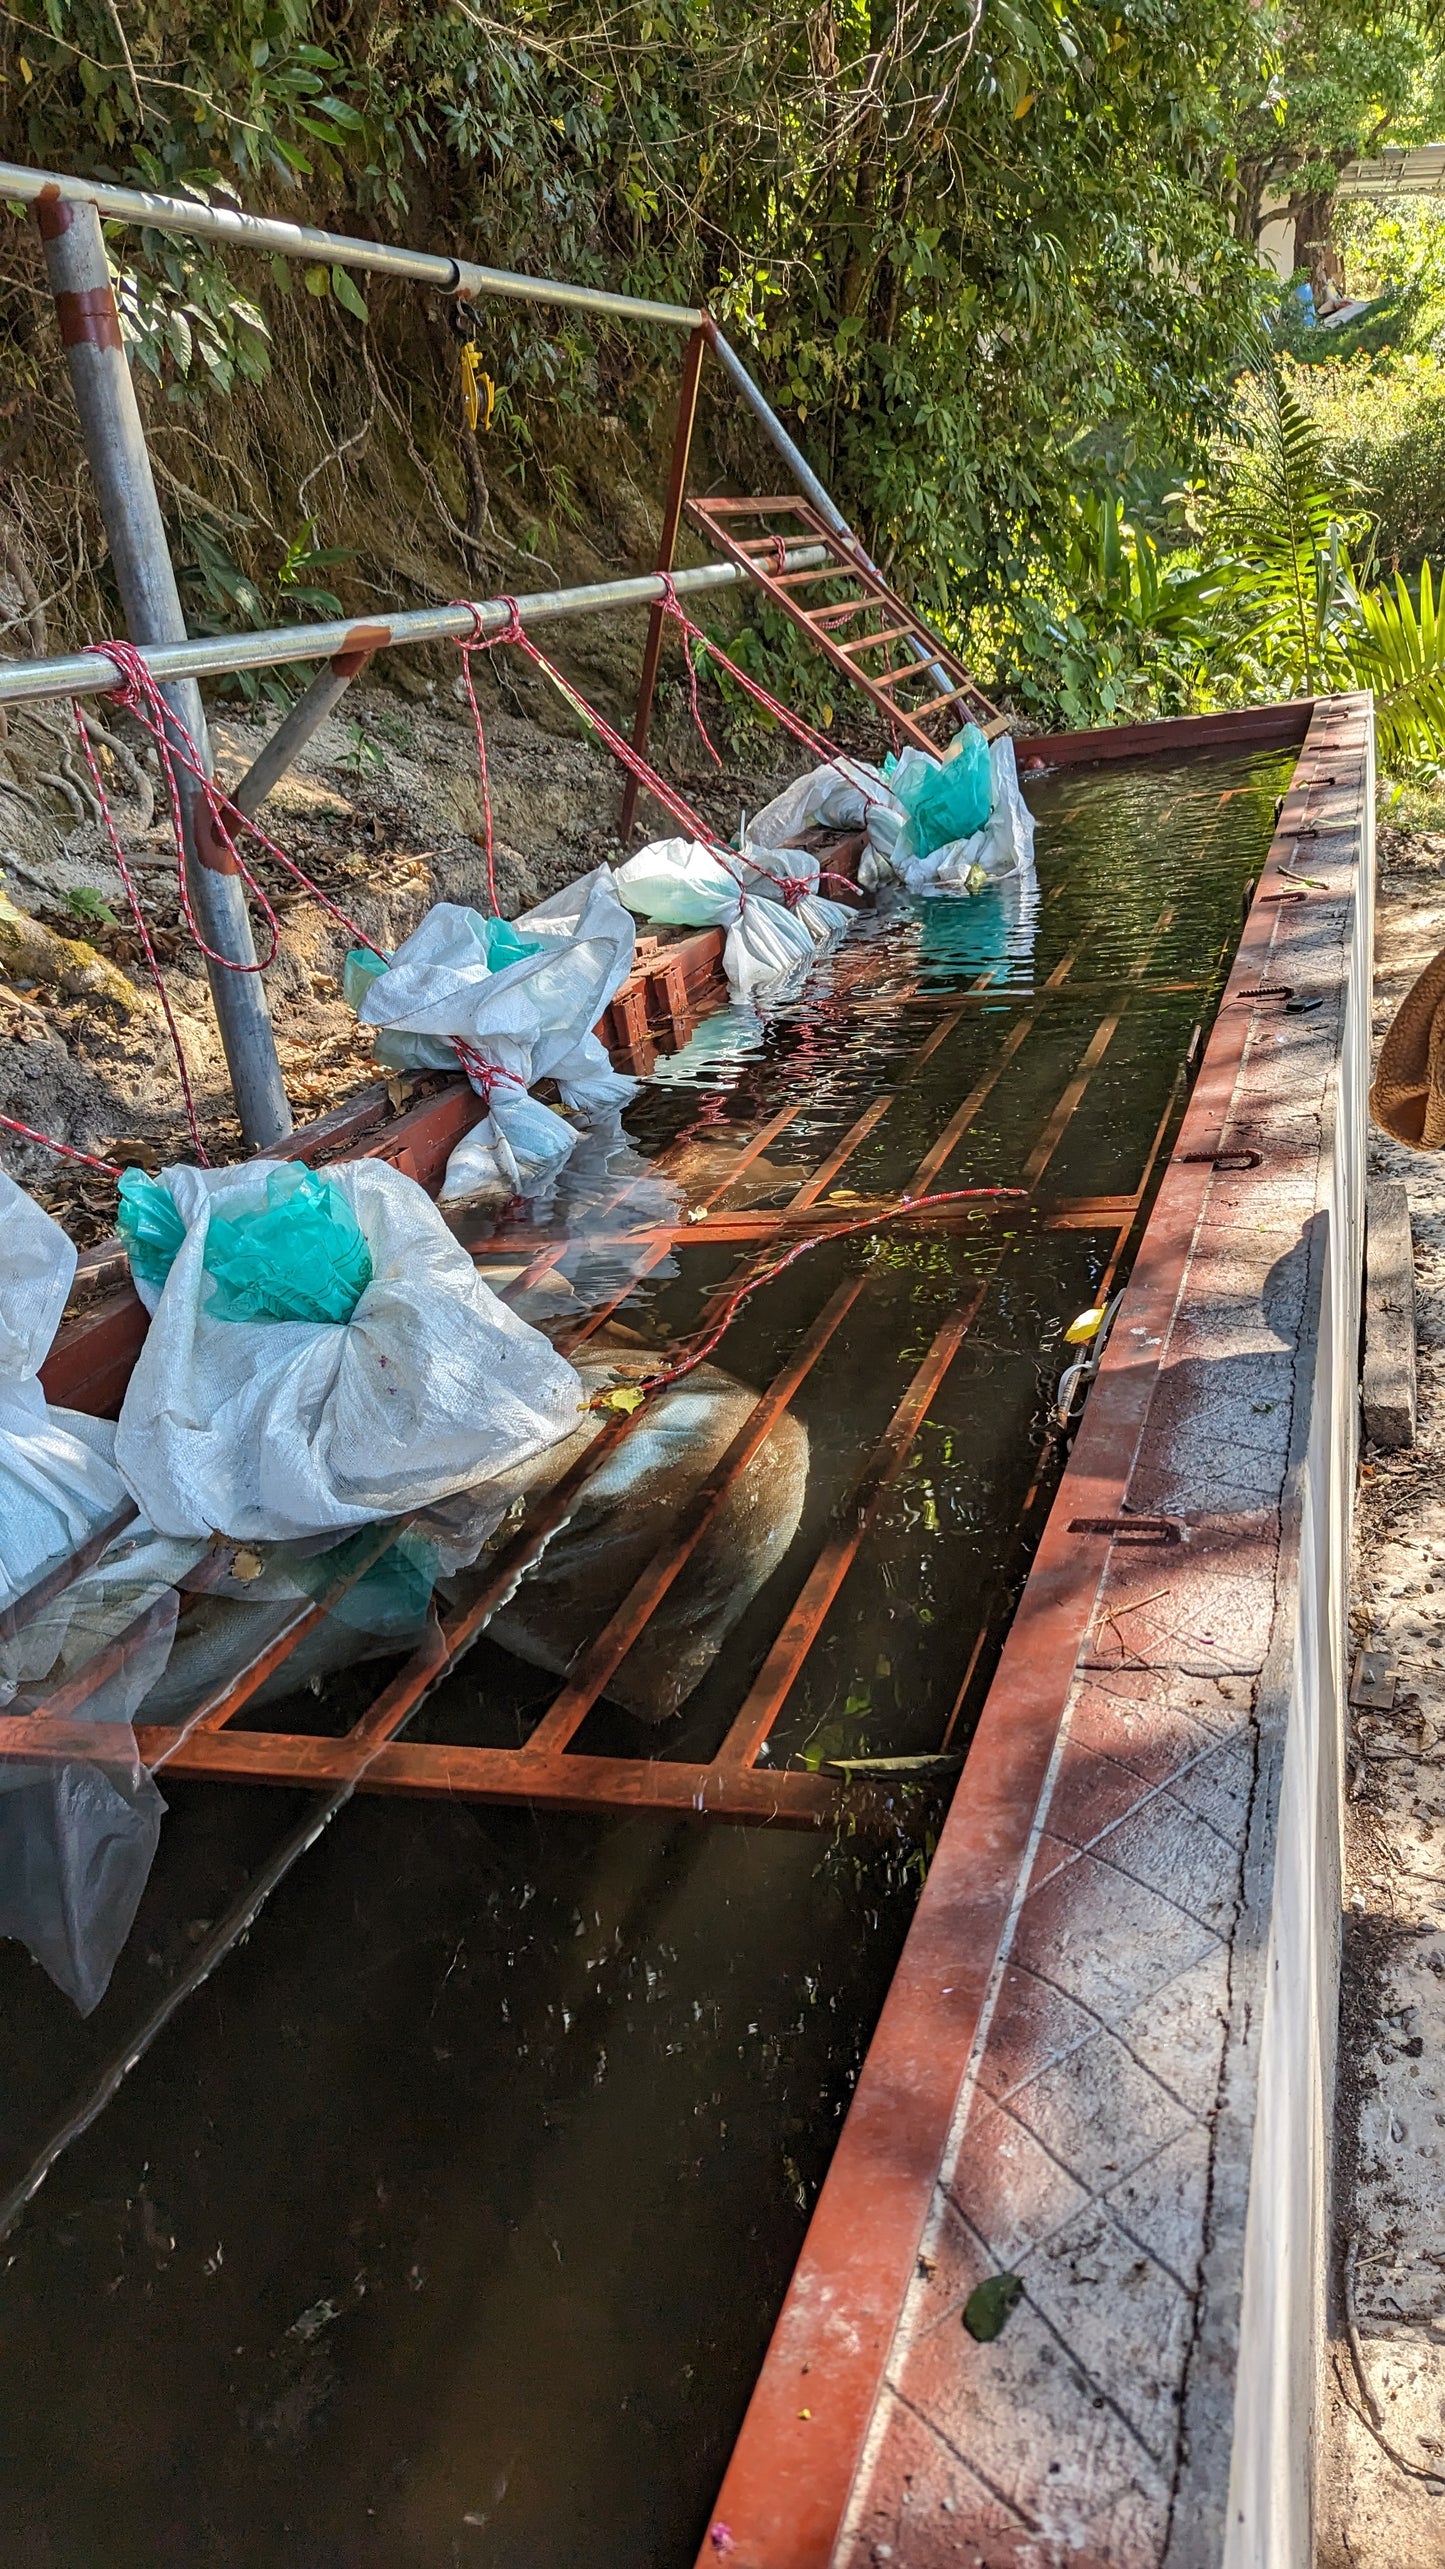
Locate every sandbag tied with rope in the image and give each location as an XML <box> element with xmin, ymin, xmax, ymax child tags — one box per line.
<box><xmin>862</xmin><ymin>733</ymin><xmax>1037</xmax><ymax>896</ymax></box>
<box><xmin>112</xmin><ymin>1156</ymin><xmax>585</xmax><ymax>1544</ymax></box>
<box><xmin>345</xmin><ymin>867</ymin><xmax>638</xmax><ymax>1207</ymax></box>
<box><xmin>447</xmin><ymin>589</ymin><xmax>858</xmax><ymax>1006</ymax></box>
<box><xmin>644</xmin><ymin>572</ymin><xmax>1033</xmax><ymax>900</ymax></box>
<box><xmin>611</xmin><ymin>835</ymin><xmax>855</xmax><ymax>1004</ymax></box>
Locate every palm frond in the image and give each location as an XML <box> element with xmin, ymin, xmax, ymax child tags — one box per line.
<box><xmin>1216</xmin><ymin>364</ymin><xmax>1345</xmax><ymax>689</ymax></box>
<box><xmin>1333</xmin><ymin>561</ymin><xmax>1445</xmax><ymax>765</ymax></box>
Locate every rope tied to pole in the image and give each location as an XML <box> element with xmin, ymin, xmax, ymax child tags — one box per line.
<box><xmin>70</xmin><ymin>641</ymin><xmax>392</xmax><ymax>1162</ymax></box>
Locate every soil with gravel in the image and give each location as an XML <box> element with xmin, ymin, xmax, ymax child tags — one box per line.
<box><xmin>1319</xmin><ymin>788</ymin><xmax>1445</xmax><ymax>2562</ymax></box>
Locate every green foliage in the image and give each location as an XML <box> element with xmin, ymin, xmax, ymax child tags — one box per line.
<box><xmin>999</xmin><ymin>493</ymin><xmax>1248</xmax><ymax>726</ymax></box>
<box><xmin>174</xmin><ymin>510</ymin><xmax>346</xmax><ymax>702</ymax></box>
<box><xmin>1229</xmin><ymin>0</ymin><xmax>1445</xmax><ymax>250</ymax></box>
<box><xmin>1299</xmin><ymin>352</ymin><xmax>1445</xmax><ymax>575</ymax></box>
<box><xmin>1212</xmin><ymin>361</ymin><xmax>1363</xmax><ymax>689</ymax></box>
<box><xmin>1001</xmin><ymin>350</ymin><xmax>1445</xmax><ymax>761</ymax></box>
<box><xmin>1331</xmin><ymin>560</ymin><xmax>1445</xmax><ymax>765</ymax></box>
<box><xmin>0</xmin><ymin>0</ymin><xmax>1270</xmax><ymax>607</ymax></box>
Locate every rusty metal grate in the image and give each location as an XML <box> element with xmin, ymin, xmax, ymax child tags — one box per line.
<box><xmin>683</xmin><ymin>495</ymin><xmax>1004</xmax><ymax>749</ymax></box>
<box><xmin>2</xmin><ymin>913</ymin><xmax>1188</xmax><ymax>1834</ymax></box>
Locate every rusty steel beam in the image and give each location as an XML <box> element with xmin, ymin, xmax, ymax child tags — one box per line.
<box><xmin>715</xmin><ymin>1281</ymin><xmax>993</xmax><ymax>1772</ymax></box>
<box><xmin>620</xmin><ymin>321</ymin><xmax>709</xmax><ymax>839</ymax></box>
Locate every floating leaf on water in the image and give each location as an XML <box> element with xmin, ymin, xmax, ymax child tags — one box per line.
<box><xmin>963</xmin><ymin>2272</ymin><xmax>1024</xmax><ymax>2341</ymax></box>
<box><xmin>1064</xmin><ymin>1307</ymin><xmax>1107</xmax><ymax>1345</ymax></box>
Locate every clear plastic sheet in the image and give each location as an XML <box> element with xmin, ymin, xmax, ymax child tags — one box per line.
<box><xmin>0</xmin><ymin>1527</ymin><xmax>197</xmax><ymax>2013</ymax></box>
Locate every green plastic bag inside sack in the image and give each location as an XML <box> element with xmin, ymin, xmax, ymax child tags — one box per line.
<box><xmin>342</xmin><ymin>911</ymin><xmax>543</xmax><ymax>1018</ymax></box>
<box><xmin>293</xmin><ymin>1523</ymin><xmax>441</xmax><ymax>1637</ymax></box>
<box><xmin>884</xmin><ymin>724</ymin><xmax>993</xmax><ymax>857</ymax></box>
<box><xmin>118</xmin><ymin>1166</ymin><xmax>373</xmax><ymax>1326</ymax></box>
<box><xmin>342</xmin><ymin>945</ymin><xmax>389</xmax><ymax>1012</ymax></box>
<box><xmin>117</xmin><ymin>1167</ymin><xmax>187</xmax><ymax>1294</ymax></box>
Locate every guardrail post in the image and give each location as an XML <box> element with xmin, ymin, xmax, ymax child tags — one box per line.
<box><xmin>34</xmin><ymin>192</ymin><xmax>292</xmax><ymax>1151</ymax></box>
<box><xmin>620</xmin><ymin>321</ymin><xmax>708</xmax><ymax>841</ymax></box>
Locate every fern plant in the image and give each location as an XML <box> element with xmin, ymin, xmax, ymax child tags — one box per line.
<box><xmin>1330</xmin><ymin>563</ymin><xmax>1445</xmax><ymax>765</ymax></box>
<box><xmin>1214</xmin><ymin>364</ymin><xmax>1362</xmax><ymax>692</ymax></box>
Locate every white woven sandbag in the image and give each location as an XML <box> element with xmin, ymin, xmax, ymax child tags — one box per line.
<box><xmin>356</xmin><ymin>867</ymin><xmax>637</xmax><ymax>1206</ymax></box>
<box><xmin>114</xmin><ymin>1158</ymin><xmax>585</xmax><ymax>1543</ymax></box>
<box><xmin>746</xmin><ymin>757</ymin><xmax>893</xmax><ymax>849</ymax></box>
<box><xmin>902</xmin><ymin>737</ymin><xmax>1037</xmax><ymax>896</ymax></box>
<box><xmin>613</xmin><ymin>839</ymin><xmax>853</xmax><ymax>1004</ymax></box>
<box><xmin>0</xmin><ymin>1169</ymin><xmax>128</xmax><ymax>1612</ymax></box>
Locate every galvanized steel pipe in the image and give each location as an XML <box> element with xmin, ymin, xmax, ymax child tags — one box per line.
<box><xmin>0</xmin><ymin>548</ymin><xmax>829</xmax><ymax>706</ymax></box>
<box><xmin>32</xmin><ymin>193</ymin><xmax>293</xmax><ymax>1151</ymax></box>
<box><xmin>0</xmin><ymin>161</ymin><xmax>703</xmax><ymax>327</ymax></box>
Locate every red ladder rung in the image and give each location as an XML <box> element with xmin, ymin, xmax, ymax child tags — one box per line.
<box><xmin>835</xmin><ymin>620</ymin><xmax>919</xmax><ymax>658</ymax></box>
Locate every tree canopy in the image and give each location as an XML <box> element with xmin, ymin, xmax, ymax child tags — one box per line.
<box><xmin>2</xmin><ymin>0</ymin><xmax>1276</xmax><ymax>609</ymax></box>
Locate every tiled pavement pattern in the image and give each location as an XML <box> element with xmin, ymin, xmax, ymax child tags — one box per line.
<box><xmin>832</xmin><ymin>714</ymin><xmax>1369</xmax><ymax>2568</ymax></box>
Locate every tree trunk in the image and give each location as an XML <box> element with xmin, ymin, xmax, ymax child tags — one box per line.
<box><xmin>1290</xmin><ymin>187</ymin><xmax>1343</xmax><ymax>298</ymax></box>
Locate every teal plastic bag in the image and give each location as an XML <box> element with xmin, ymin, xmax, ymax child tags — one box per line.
<box><xmin>343</xmin><ymin>945</ymin><xmax>389</xmax><ymax>1012</ymax></box>
<box><xmin>117</xmin><ymin>1169</ymin><xmax>187</xmax><ymax>1295</ymax></box>
<box><xmin>293</xmin><ymin>1522</ymin><xmax>440</xmax><ymax>1636</ymax></box>
<box><xmin>884</xmin><ymin>726</ymin><xmax>993</xmax><ymax>856</ymax></box>
<box><xmin>204</xmin><ymin>1168</ymin><xmax>373</xmax><ymax>1323</ymax></box>
<box><xmin>343</xmin><ymin>912</ymin><xmax>543</xmax><ymax>1021</ymax></box>
<box><xmin>118</xmin><ymin>1166</ymin><xmax>373</xmax><ymax>1325</ymax></box>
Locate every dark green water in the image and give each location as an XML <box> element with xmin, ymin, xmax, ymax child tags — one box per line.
<box><xmin>0</xmin><ymin>744</ymin><xmax>1291</xmax><ymax>2569</ymax></box>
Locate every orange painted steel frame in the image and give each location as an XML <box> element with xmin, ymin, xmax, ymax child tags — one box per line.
<box><xmin>696</xmin><ymin>694</ymin><xmax>1346</xmax><ymax>2568</ymax></box>
<box><xmin>15</xmin><ymin>820</ymin><xmax>1206</xmax><ymax>1837</ymax></box>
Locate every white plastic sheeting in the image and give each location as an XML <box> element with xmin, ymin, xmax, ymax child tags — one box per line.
<box><xmin>114</xmin><ymin>1158</ymin><xmax>585</xmax><ymax>1543</ymax></box>
<box><xmin>0</xmin><ymin>1176</ymin><xmax>191</xmax><ymax>2012</ymax></box>
<box><xmin>0</xmin><ymin>1533</ymin><xmax>183</xmax><ymax>2013</ymax></box>
<box><xmin>745</xmin><ymin>755</ymin><xmax>893</xmax><ymax>849</ymax></box>
<box><xmin>0</xmin><ymin>1171</ymin><xmax>129</xmax><ymax>1613</ymax></box>
<box><xmin>611</xmin><ymin>837</ymin><xmax>853</xmax><ymax>1002</ymax></box>
<box><xmin>355</xmin><ymin>867</ymin><xmax>638</xmax><ymax>1205</ymax></box>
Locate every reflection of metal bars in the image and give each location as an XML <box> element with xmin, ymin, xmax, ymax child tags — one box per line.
<box><xmin>5</xmin><ymin>960</ymin><xmax>1180</xmax><ymax>1830</ymax></box>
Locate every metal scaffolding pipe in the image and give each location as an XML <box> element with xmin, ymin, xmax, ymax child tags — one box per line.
<box><xmin>33</xmin><ymin>193</ymin><xmax>293</xmax><ymax>1152</ymax></box>
<box><xmin>0</xmin><ymin>547</ymin><xmax>829</xmax><ymax>707</ymax></box>
<box><xmin>0</xmin><ymin>162</ymin><xmax>702</xmax><ymax>328</ymax></box>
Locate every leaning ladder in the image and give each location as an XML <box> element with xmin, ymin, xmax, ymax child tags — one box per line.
<box><xmin>684</xmin><ymin>495</ymin><xmax>1006</xmax><ymax>752</ymax></box>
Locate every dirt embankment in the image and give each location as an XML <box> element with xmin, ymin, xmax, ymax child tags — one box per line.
<box><xmin>1320</xmin><ymin>786</ymin><xmax>1445</xmax><ymax>2562</ymax></box>
<box><xmin>0</xmin><ymin>655</ymin><xmax>812</xmax><ymax>1245</ymax></box>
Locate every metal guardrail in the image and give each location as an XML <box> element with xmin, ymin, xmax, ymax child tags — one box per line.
<box><xmin>0</xmin><ymin>161</ymin><xmax>704</xmax><ymax>327</ymax></box>
<box><xmin>0</xmin><ymin>153</ymin><xmax>968</xmax><ymax>1147</ymax></box>
<box><xmin>0</xmin><ymin>548</ymin><xmax>830</xmax><ymax>707</ymax></box>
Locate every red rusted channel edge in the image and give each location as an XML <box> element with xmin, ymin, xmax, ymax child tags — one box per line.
<box><xmin>1029</xmin><ymin>694</ymin><xmax>1314</xmax><ymax>771</ymax></box>
<box><xmin>698</xmin><ymin>693</ymin><xmax>1355</xmax><ymax>2568</ymax></box>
